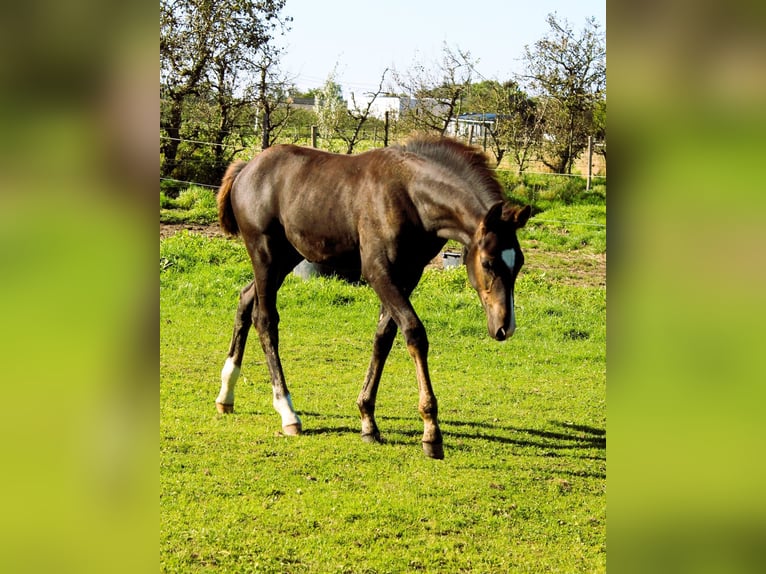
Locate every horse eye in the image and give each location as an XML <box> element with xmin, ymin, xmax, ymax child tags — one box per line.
<box><xmin>481</xmin><ymin>260</ymin><xmax>492</xmax><ymax>270</ymax></box>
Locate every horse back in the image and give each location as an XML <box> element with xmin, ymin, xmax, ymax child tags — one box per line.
<box><xmin>231</xmin><ymin>145</ymin><xmax>416</xmax><ymax>262</ymax></box>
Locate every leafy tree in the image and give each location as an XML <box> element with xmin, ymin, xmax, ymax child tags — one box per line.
<box><xmin>522</xmin><ymin>14</ymin><xmax>605</xmax><ymax>174</ymax></box>
<box><xmin>160</xmin><ymin>0</ymin><xmax>290</xmax><ymax>185</ymax></box>
<box><xmin>592</xmin><ymin>98</ymin><xmax>606</xmax><ymax>161</ymax></box>
<box><xmin>251</xmin><ymin>46</ymin><xmax>297</xmax><ymax>150</ymax></box>
<box><xmin>460</xmin><ymin>80</ymin><xmax>546</xmax><ymax>171</ymax></box>
<box><xmin>396</xmin><ymin>44</ymin><xmax>477</xmax><ymax>135</ymax></box>
<box><xmin>500</xmin><ymin>82</ymin><xmax>548</xmax><ymax>174</ymax></box>
<box><xmin>459</xmin><ymin>80</ymin><xmax>498</xmax><ymax>142</ymax></box>
<box><xmin>313</xmin><ymin>70</ymin><xmax>346</xmax><ymax>152</ymax></box>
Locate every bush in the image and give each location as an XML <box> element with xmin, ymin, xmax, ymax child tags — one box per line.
<box><xmin>493</xmin><ymin>170</ymin><xmax>519</xmax><ymax>192</ymax></box>
<box><xmin>160</xmin><ymin>191</ymin><xmax>175</xmax><ymax>209</ymax></box>
<box><xmin>514</xmin><ymin>182</ymin><xmax>542</xmax><ymax>206</ymax></box>
<box><xmin>160</xmin><ymin>186</ymin><xmax>218</xmax><ymax>225</ymax></box>
<box><xmin>160</xmin><ymin>178</ymin><xmax>184</xmax><ymax>199</ymax></box>
<box><xmin>174</xmin><ymin>186</ymin><xmax>216</xmax><ymax>210</ymax></box>
<box><xmin>546</xmin><ymin>177</ymin><xmax>586</xmax><ymax>205</ymax></box>
<box><xmin>496</xmin><ymin>171</ymin><xmax>602</xmax><ymax>209</ymax></box>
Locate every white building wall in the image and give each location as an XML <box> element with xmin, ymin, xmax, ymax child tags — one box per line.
<box><xmin>348</xmin><ymin>95</ymin><xmax>416</xmax><ymax>120</ymax></box>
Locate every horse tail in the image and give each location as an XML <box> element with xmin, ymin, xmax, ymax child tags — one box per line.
<box><xmin>217</xmin><ymin>160</ymin><xmax>247</xmax><ymax>236</ymax></box>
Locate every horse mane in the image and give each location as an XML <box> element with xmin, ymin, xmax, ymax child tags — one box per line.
<box><xmin>400</xmin><ymin>135</ymin><xmax>503</xmax><ymax>203</ymax></box>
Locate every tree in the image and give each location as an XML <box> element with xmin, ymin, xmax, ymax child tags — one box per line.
<box><xmin>459</xmin><ymin>80</ymin><xmax>501</xmax><ymax>153</ymax></box>
<box><xmin>592</xmin><ymin>98</ymin><xmax>606</xmax><ymax>161</ymax></box>
<box><xmin>459</xmin><ymin>80</ymin><xmax>546</xmax><ymax>171</ymax></box>
<box><xmin>341</xmin><ymin>69</ymin><xmax>390</xmax><ymax>154</ymax></box>
<box><xmin>396</xmin><ymin>44</ymin><xmax>477</xmax><ymax>135</ymax></box>
<box><xmin>500</xmin><ymin>82</ymin><xmax>548</xmax><ymax>174</ymax></box>
<box><xmin>251</xmin><ymin>47</ymin><xmax>297</xmax><ymax>150</ymax></box>
<box><xmin>521</xmin><ymin>14</ymin><xmax>605</xmax><ymax>174</ymax></box>
<box><xmin>160</xmin><ymin>0</ymin><xmax>290</xmax><ymax>184</ymax></box>
<box><xmin>313</xmin><ymin>70</ymin><xmax>346</xmax><ymax>152</ymax></box>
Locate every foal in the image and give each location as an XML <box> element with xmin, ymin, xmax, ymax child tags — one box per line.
<box><xmin>215</xmin><ymin>136</ymin><xmax>530</xmax><ymax>458</ymax></box>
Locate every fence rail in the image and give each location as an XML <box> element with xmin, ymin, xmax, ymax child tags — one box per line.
<box><xmin>161</xmin><ymin>134</ymin><xmax>606</xmax><ymax>191</ymax></box>
<box><xmin>160</xmin><ymin>177</ymin><xmax>219</xmax><ymax>189</ymax></box>
<box><xmin>160</xmin><ymin>135</ymin><xmax>242</xmax><ymax>149</ymax></box>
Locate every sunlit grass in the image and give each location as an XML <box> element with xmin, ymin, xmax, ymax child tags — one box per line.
<box><xmin>161</xmin><ymin>224</ymin><xmax>606</xmax><ymax>572</ymax></box>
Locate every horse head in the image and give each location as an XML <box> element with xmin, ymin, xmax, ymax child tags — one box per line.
<box><xmin>466</xmin><ymin>202</ymin><xmax>531</xmax><ymax>341</ymax></box>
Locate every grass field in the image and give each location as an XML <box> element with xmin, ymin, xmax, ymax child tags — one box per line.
<box><xmin>160</xmin><ymin>195</ymin><xmax>606</xmax><ymax>572</ymax></box>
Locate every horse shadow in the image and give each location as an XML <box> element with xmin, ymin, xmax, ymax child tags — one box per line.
<box><xmin>298</xmin><ymin>411</ymin><xmax>605</xmax><ymax>465</ymax></box>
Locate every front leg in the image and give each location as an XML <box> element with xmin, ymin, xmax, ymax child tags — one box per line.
<box><xmin>357</xmin><ymin>306</ymin><xmax>398</xmax><ymax>443</ymax></box>
<box><xmin>404</xmin><ymin>318</ymin><xmax>444</xmax><ymax>459</ymax></box>
<box><xmin>365</xmin><ymin>272</ymin><xmax>444</xmax><ymax>459</ymax></box>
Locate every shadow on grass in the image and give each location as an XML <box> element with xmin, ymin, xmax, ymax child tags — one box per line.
<box><xmin>301</xmin><ymin>425</ymin><xmax>359</xmax><ymax>436</ymax></box>
<box><xmin>295</xmin><ymin>410</ymin><xmax>605</xmax><ymax>461</ymax></box>
<box><xmin>444</xmin><ymin>418</ymin><xmax>605</xmax><ymax>451</ymax></box>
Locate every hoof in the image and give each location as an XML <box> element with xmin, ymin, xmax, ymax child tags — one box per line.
<box><xmin>216</xmin><ymin>402</ymin><xmax>234</xmax><ymax>414</ymax></box>
<box><xmin>282</xmin><ymin>423</ymin><xmax>302</xmax><ymax>436</ymax></box>
<box><xmin>422</xmin><ymin>442</ymin><xmax>445</xmax><ymax>460</ymax></box>
<box><xmin>361</xmin><ymin>433</ymin><xmax>383</xmax><ymax>444</ymax></box>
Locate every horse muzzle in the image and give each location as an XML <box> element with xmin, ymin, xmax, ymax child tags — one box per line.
<box><xmin>491</xmin><ymin>320</ymin><xmax>516</xmax><ymax>341</ymax></box>
<box><xmin>487</xmin><ymin>294</ymin><xmax>516</xmax><ymax>341</ymax></box>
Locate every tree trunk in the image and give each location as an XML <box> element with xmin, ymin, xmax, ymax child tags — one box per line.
<box><xmin>261</xmin><ymin>111</ymin><xmax>270</xmax><ymax>150</ymax></box>
<box><xmin>161</xmin><ymin>97</ymin><xmax>183</xmax><ymax>179</ymax></box>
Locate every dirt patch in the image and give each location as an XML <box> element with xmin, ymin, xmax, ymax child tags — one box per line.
<box><xmin>524</xmin><ymin>247</ymin><xmax>606</xmax><ymax>288</ymax></box>
<box><xmin>160</xmin><ymin>222</ymin><xmax>226</xmax><ymax>240</ymax></box>
<box><xmin>160</xmin><ymin>223</ymin><xmax>606</xmax><ymax>288</ymax></box>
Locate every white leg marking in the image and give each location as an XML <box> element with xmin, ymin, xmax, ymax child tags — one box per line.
<box><xmin>273</xmin><ymin>393</ymin><xmax>301</xmax><ymax>428</ymax></box>
<box><xmin>216</xmin><ymin>357</ymin><xmax>240</xmax><ymax>405</ymax></box>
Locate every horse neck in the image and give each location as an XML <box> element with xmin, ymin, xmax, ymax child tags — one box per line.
<box><xmin>413</xmin><ymin>180</ymin><xmax>495</xmax><ymax>246</ymax></box>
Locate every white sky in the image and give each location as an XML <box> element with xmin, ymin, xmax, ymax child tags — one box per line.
<box><xmin>277</xmin><ymin>0</ymin><xmax>605</xmax><ymax>98</ymax></box>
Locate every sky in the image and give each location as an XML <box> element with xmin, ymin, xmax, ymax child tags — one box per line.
<box><xmin>277</xmin><ymin>0</ymin><xmax>605</xmax><ymax>99</ymax></box>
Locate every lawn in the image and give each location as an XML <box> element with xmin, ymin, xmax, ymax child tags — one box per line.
<box><xmin>160</xmin><ymin>210</ymin><xmax>606</xmax><ymax>572</ymax></box>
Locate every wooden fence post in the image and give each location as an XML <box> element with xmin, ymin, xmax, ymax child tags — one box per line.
<box><xmin>311</xmin><ymin>125</ymin><xmax>318</xmax><ymax>148</ymax></box>
<box><xmin>586</xmin><ymin>136</ymin><xmax>593</xmax><ymax>191</ymax></box>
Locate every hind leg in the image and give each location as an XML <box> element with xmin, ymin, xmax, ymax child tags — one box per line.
<box><xmin>247</xmin><ymin>236</ymin><xmax>304</xmax><ymax>434</ymax></box>
<box><xmin>216</xmin><ymin>281</ymin><xmax>255</xmax><ymax>413</ymax></box>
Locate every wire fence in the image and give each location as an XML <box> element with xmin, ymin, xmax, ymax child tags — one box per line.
<box><xmin>160</xmin><ymin>135</ymin><xmax>242</xmax><ymax>149</ymax></box>
<box><xmin>531</xmin><ymin>219</ymin><xmax>606</xmax><ymax>228</ymax></box>
<box><xmin>160</xmin><ymin>177</ymin><xmax>219</xmax><ymax>189</ymax></box>
<box><xmin>160</xmin><ymin>134</ymin><xmax>606</xmax><ymax>229</ymax></box>
<box><xmin>161</xmin><ymin>134</ymin><xmax>606</xmax><ymax>183</ymax></box>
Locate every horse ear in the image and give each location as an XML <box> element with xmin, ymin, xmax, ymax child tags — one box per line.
<box><xmin>480</xmin><ymin>202</ymin><xmax>505</xmax><ymax>234</ymax></box>
<box><xmin>513</xmin><ymin>204</ymin><xmax>532</xmax><ymax>228</ymax></box>
<box><xmin>500</xmin><ymin>203</ymin><xmax>532</xmax><ymax>229</ymax></box>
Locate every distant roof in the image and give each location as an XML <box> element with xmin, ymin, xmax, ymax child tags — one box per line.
<box><xmin>456</xmin><ymin>113</ymin><xmax>510</xmax><ymax>122</ymax></box>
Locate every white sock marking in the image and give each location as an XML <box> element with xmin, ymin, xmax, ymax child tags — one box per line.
<box><xmin>216</xmin><ymin>357</ymin><xmax>240</xmax><ymax>405</ymax></box>
<box><xmin>273</xmin><ymin>393</ymin><xmax>301</xmax><ymax>428</ymax></box>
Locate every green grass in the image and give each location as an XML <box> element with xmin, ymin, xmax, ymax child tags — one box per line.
<box><xmin>160</xmin><ymin>169</ymin><xmax>606</xmax><ymax>230</ymax></box>
<box><xmin>524</xmin><ymin>204</ymin><xmax>607</xmax><ymax>253</ymax></box>
<box><xmin>161</xmin><ymin>226</ymin><xmax>606</xmax><ymax>572</ymax></box>
<box><xmin>496</xmin><ymin>172</ymin><xmax>605</xmax><ymax>210</ymax></box>
<box><xmin>161</xmin><ymin>186</ymin><xmax>218</xmax><ymax>225</ymax></box>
